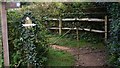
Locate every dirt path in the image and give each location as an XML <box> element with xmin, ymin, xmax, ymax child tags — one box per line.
<box><xmin>50</xmin><ymin>45</ymin><xmax>107</xmax><ymax>66</ymax></box>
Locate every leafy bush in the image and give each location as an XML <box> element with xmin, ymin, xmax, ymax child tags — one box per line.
<box><xmin>7</xmin><ymin>11</ymin><xmax>48</xmax><ymax>67</ymax></box>
<box><xmin>107</xmin><ymin>3</ymin><xmax>120</xmax><ymax>67</ymax></box>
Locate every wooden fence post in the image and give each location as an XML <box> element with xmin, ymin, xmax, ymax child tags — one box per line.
<box><xmin>1</xmin><ymin>2</ymin><xmax>10</xmax><ymax>67</ymax></box>
<box><xmin>76</xmin><ymin>27</ymin><xmax>79</xmax><ymax>41</ymax></box>
<box><xmin>59</xmin><ymin>17</ymin><xmax>62</xmax><ymax>35</ymax></box>
<box><xmin>105</xmin><ymin>16</ymin><xmax>107</xmax><ymax>42</ymax></box>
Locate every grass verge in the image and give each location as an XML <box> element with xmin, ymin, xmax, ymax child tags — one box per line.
<box><xmin>46</xmin><ymin>48</ymin><xmax>75</xmax><ymax>66</ymax></box>
<box><xmin>47</xmin><ymin>34</ymin><xmax>105</xmax><ymax>49</ymax></box>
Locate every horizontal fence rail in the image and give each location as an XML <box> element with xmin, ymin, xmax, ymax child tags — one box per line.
<box><xmin>46</xmin><ymin>18</ymin><xmax>105</xmax><ymax>22</ymax></box>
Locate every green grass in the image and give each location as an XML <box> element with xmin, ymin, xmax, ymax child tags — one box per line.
<box><xmin>47</xmin><ymin>48</ymin><xmax>75</xmax><ymax>66</ymax></box>
<box><xmin>47</xmin><ymin>34</ymin><xmax>105</xmax><ymax>49</ymax></box>
<box><xmin>48</xmin><ymin>35</ymin><xmax>88</xmax><ymax>48</ymax></box>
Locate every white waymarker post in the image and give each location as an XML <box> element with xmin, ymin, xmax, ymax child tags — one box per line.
<box><xmin>22</xmin><ymin>17</ymin><xmax>36</xmax><ymax>27</ymax></box>
<box><xmin>1</xmin><ymin>1</ymin><xmax>21</xmax><ymax>67</ymax></box>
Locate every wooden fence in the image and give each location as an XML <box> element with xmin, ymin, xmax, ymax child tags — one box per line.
<box><xmin>45</xmin><ymin>16</ymin><xmax>108</xmax><ymax>41</ymax></box>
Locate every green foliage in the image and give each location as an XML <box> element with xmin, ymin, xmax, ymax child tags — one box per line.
<box><xmin>0</xmin><ymin>31</ymin><xmax>3</xmax><ymax>67</ymax></box>
<box><xmin>21</xmin><ymin>2</ymin><xmax>100</xmax><ymax>18</ymax></box>
<box><xmin>7</xmin><ymin>11</ymin><xmax>48</xmax><ymax>67</ymax></box>
<box><xmin>0</xmin><ymin>51</ymin><xmax>3</xmax><ymax>68</ymax></box>
<box><xmin>107</xmin><ymin>3</ymin><xmax>120</xmax><ymax>67</ymax></box>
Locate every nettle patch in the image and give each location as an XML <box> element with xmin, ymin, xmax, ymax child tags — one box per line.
<box><xmin>8</xmin><ymin>11</ymin><xmax>48</xmax><ymax>67</ymax></box>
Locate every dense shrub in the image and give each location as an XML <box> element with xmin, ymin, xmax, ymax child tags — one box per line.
<box><xmin>107</xmin><ymin>3</ymin><xmax>120</xmax><ymax>67</ymax></box>
<box><xmin>7</xmin><ymin>11</ymin><xmax>48</xmax><ymax>67</ymax></box>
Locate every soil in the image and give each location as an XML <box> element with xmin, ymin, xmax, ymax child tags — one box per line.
<box><xmin>50</xmin><ymin>45</ymin><xmax>107</xmax><ymax>66</ymax></box>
